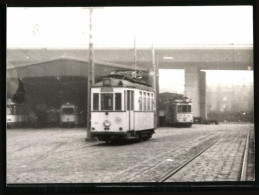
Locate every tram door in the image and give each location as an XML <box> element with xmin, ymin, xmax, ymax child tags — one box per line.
<box><xmin>126</xmin><ymin>90</ymin><xmax>134</xmax><ymax>130</ymax></box>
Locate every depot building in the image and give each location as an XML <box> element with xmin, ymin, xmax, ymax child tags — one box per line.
<box><xmin>7</xmin><ymin>46</ymin><xmax>253</xmax><ymax>126</ymax></box>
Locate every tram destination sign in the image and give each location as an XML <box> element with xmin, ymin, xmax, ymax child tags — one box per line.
<box><xmin>101</xmin><ymin>87</ymin><xmax>113</xmax><ymax>92</ymax></box>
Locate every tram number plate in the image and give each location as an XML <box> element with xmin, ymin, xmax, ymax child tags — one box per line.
<box><xmin>101</xmin><ymin>87</ymin><xmax>113</xmax><ymax>92</ymax></box>
<box><xmin>104</xmin><ymin>127</ymin><xmax>110</xmax><ymax>130</ymax></box>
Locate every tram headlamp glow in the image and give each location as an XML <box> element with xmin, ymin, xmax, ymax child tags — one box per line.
<box><xmin>103</xmin><ymin>120</ymin><xmax>111</xmax><ymax>127</ymax></box>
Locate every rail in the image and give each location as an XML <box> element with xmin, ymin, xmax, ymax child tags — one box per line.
<box><xmin>158</xmin><ymin>137</ymin><xmax>221</xmax><ymax>182</ymax></box>
<box><xmin>240</xmin><ymin>129</ymin><xmax>250</xmax><ymax>181</ymax></box>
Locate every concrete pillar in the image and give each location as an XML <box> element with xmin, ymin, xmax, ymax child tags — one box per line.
<box><xmin>199</xmin><ymin>71</ymin><xmax>207</xmax><ymax>119</ymax></box>
<box><xmin>185</xmin><ymin>67</ymin><xmax>207</xmax><ymax>119</ymax></box>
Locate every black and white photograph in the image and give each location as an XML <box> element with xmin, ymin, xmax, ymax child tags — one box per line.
<box><xmin>6</xmin><ymin>5</ymin><xmax>254</xmax><ymax>184</ymax></box>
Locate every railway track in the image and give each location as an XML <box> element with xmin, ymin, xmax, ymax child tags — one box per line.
<box><xmin>158</xmin><ymin>130</ymin><xmax>250</xmax><ymax>182</ymax></box>
<box><xmin>158</xmin><ymin>136</ymin><xmax>221</xmax><ymax>182</ymax></box>
<box><xmin>240</xmin><ymin>129</ymin><xmax>250</xmax><ymax>181</ymax></box>
<box><xmin>106</xmin><ymin>133</ymin><xmax>222</xmax><ymax>182</ymax></box>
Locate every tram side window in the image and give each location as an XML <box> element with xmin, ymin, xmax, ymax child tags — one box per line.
<box><xmin>147</xmin><ymin>93</ymin><xmax>150</xmax><ymax>111</ymax></box>
<box><xmin>101</xmin><ymin>93</ymin><xmax>113</xmax><ymax>111</ymax></box>
<box><xmin>143</xmin><ymin>92</ymin><xmax>146</xmax><ymax>111</ymax></box>
<box><xmin>124</xmin><ymin>90</ymin><xmax>127</xmax><ymax>111</ymax></box>
<box><xmin>126</xmin><ymin>91</ymin><xmax>134</xmax><ymax>111</ymax></box>
<box><xmin>127</xmin><ymin>91</ymin><xmax>130</xmax><ymax>110</ymax></box>
<box><xmin>139</xmin><ymin>91</ymin><xmax>142</xmax><ymax>111</ymax></box>
<box><xmin>151</xmin><ymin>93</ymin><xmax>153</xmax><ymax>111</ymax></box>
<box><xmin>93</xmin><ymin>93</ymin><xmax>99</xmax><ymax>111</ymax></box>
<box><xmin>131</xmin><ymin>91</ymin><xmax>134</xmax><ymax>110</ymax></box>
<box><xmin>115</xmin><ymin>93</ymin><xmax>122</xmax><ymax>111</ymax></box>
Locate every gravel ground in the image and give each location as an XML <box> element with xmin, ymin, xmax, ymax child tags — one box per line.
<box><xmin>6</xmin><ymin>123</ymin><xmax>254</xmax><ymax>183</ymax></box>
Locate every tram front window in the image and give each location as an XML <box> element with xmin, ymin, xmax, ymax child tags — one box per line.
<box><xmin>62</xmin><ymin>108</ymin><xmax>74</xmax><ymax>114</ymax></box>
<box><xmin>101</xmin><ymin>93</ymin><xmax>113</xmax><ymax>111</ymax></box>
<box><xmin>7</xmin><ymin>106</ymin><xmax>12</xmax><ymax>115</ymax></box>
<box><xmin>182</xmin><ymin>105</ymin><xmax>188</xmax><ymax>113</ymax></box>
<box><xmin>188</xmin><ymin>105</ymin><xmax>191</xmax><ymax>112</ymax></box>
<box><xmin>93</xmin><ymin>93</ymin><xmax>99</xmax><ymax>111</ymax></box>
<box><xmin>178</xmin><ymin>105</ymin><xmax>191</xmax><ymax>113</ymax></box>
<box><xmin>115</xmin><ymin>93</ymin><xmax>122</xmax><ymax>111</ymax></box>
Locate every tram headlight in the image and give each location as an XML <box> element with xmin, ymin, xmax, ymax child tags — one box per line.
<box><xmin>103</xmin><ymin>120</ymin><xmax>111</xmax><ymax>127</ymax></box>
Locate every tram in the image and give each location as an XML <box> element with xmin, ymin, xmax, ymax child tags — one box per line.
<box><xmin>59</xmin><ymin>103</ymin><xmax>79</xmax><ymax>127</ymax></box>
<box><xmin>46</xmin><ymin>107</ymin><xmax>59</xmax><ymax>126</ymax></box>
<box><xmin>164</xmin><ymin>97</ymin><xmax>193</xmax><ymax>127</ymax></box>
<box><xmin>91</xmin><ymin>72</ymin><xmax>155</xmax><ymax>142</ymax></box>
<box><xmin>6</xmin><ymin>99</ymin><xmax>28</xmax><ymax>128</ymax></box>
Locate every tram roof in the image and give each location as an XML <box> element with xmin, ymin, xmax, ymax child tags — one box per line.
<box><xmin>93</xmin><ymin>77</ymin><xmax>154</xmax><ymax>92</ymax></box>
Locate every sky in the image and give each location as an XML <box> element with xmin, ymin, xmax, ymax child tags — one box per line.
<box><xmin>7</xmin><ymin>6</ymin><xmax>254</xmax><ymax>94</ymax></box>
<box><xmin>159</xmin><ymin>70</ymin><xmax>253</xmax><ymax>94</ymax></box>
<box><xmin>7</xmin><ymin>6</ymin><xmax>253</xmax><ymax>47</ymax></box>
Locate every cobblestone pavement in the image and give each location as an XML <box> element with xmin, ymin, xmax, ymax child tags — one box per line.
<box><xmin>165</xmin><ymin>128</ymin><xmax>249</xmax><ymax>182</ymax></box>
<box><xmin>6</xmin><ymin>123</ymin><xmax>254</xmax><ymax>183</ymax></box>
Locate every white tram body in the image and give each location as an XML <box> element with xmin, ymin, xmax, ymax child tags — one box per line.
<box><xmin>164</xmin><ymin>98</ymin><xmax>193</xmax><ymax>127</ymax></box>
<box><xmin>6</xmin><ymin>99</ymin><xmax>28</xmax><ymax>128</ymax></box>
<box><xmin>59</xmin><ymin>103</ymin><xmax>79</xmax><ymax>127</ymax></box>
<box><xmin>91</xmin><ymin>76</ymin><xmax>155</xmax><ymax>142</ymax></box>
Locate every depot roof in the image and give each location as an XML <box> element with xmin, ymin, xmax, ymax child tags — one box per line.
<box><xmin>7</xmin><ymin>45</ymin><xmax>253</xmax><ymax>70</ymax></box>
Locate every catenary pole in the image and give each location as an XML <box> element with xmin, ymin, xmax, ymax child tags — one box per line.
<box><xmin>86</xmin><ymin>8</ymin><xmax>94</xmax><ymax>140</ymax></box>
<box><xmin>152</xmin><ymin>44</ymin><xmax>157</xmax><ymax>128</ymax></box>
<box><xmin>134</xmin><ymin>35</ymin><xmax>137</xmax><ymax>70</ymax></box>
<box><xmin>156</xmin><ymin>55</ymin><xmax>159</xmax><ymax>127</ymax></box>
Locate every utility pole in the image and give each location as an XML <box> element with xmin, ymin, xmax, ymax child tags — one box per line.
<box><xmin>90</xmin><ymin>8</ymin><xmax>95</xmax><ymax>84</ymax></box>
<box><xmin>86</xmin><ymin>8</ymin><xmax>94</xmax><ymax>140</ymax></box>
<box><xmin>134</xmin><ymin>35</ymin><xmax>137</xmax><ymax>70</ymax></box>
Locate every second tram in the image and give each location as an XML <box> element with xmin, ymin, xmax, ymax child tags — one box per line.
<box><xmin>6</xmin><ymin>99</ymin><xmax>28</xmax><ymax>128</ymax></box>
<box><xmin>91</xmin><ymin>74</ymin><xmax>155</xmax><ymax>142</ymax></box>
<box><xmin>163</xmin><ymin>97</ymin><xmax>193</xmax><ymax>127</ymax></box>
<box><xmin>59</xmin><ymin>103</ymin><xmax>79</xmax><ymax>127</ymax></box>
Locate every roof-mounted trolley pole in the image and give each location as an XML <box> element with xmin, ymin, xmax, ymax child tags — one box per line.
<box><xmin>134</xmin><ymin>35</ymin><xmax>137</xmax><ymax>70</ymax></box>
<box><xmin>86</xmin><ymin>7</ymin><xmax>94</xmax><ymax>140</ymax></box>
